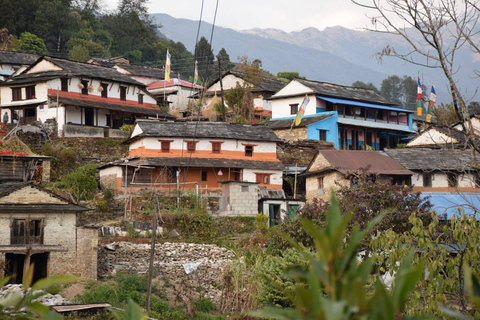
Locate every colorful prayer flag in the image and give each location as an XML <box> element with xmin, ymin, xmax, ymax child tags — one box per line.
<box><xmin>417</xmin><ymin>77</ymin><xmax>423</xmax><ymax>116</ymax></box>
<box><xmin>426</xmin><ymin>85</ymin><xmax>436</xmax><ymax>123</ymax></box>
<box><xmin>165</xmin><ymin>50</ymin><xmax>171</xmax><ymax>81</ymax></box>
<box><xmin>295</xmin><ymin>95</ymin><xmax>310</xmax><ymax>126</ymax></box>
<box><xmin>193</xmin><ymin>60</ymin><xmax>198</xmax><ymax>85</ymax></box>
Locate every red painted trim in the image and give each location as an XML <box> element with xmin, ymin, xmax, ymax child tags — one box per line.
<box><xmin>47</xmin><ymin>89</ymin><xmax>158</xmax><ymax>110</ymax></box>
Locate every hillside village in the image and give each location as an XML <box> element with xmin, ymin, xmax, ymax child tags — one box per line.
<box><xmin>0</xmin><ymin>47</ymin><xmax>480</xmax><ymax>318</ymax></box>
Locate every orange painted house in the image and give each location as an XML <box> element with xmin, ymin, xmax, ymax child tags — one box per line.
<box><xmin>99</xmin><ymin>120</ymin><xmax>285</xmax><ymax>193</ymax></box>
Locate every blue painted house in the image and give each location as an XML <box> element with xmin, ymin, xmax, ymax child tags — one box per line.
<box><xmin>267</xmin><ymin>79</ymin><xmax>414</xmax><ymax>150</ymax></box>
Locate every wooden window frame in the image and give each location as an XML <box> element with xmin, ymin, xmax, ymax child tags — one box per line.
<box><xmin>61</xmin><ymin>78</ymin><xmax>69</xmax><ymax>92</ymax></box>
<box><xmin>138</xmin><ymin>93</ymin><xmax>144</xmax><ymax>104</ymax></box>
<box><xmin>243</xmin><ymin>144</ymin><xmax>257</xmax><ymax>157</ymax></box>
<box><xmin>201</xmin><ymin>170</ymin><xmax>208</xmax><ymax>182</ymax></box>
<box><xmin>211</xmin><ymin>141</ymin><xmax>223</xmax><ymax>154</ymax></box>
<box><xmin>120</xmin><ymin>86</ymin><xmax>127</xmax><ymax>101</ymax></box>
<box><xmin>81</xmin><ymin>80</ymin><xmax>89</xmax><ymax>95</ymax></box>
<box><xmin>185</xmin><ymin>140</ymin><xmax>198</xmax><ymax>153</ymax></box>
<box><xmin>255</xmin><ymin>173</ymin><xmax>272</xmax><ymax>185</ymax></box>
<box><xmin>25</xmin><ymin>85</ymin><xmax>35</xmax><ymax>100</ymax></box>
<box><xmin>290</xmin><ymin>103</ymin><xmax>299</xmax><ymax>115</ymax></box>
<box><xmin>319</xmin><ymin>129</ymin><xmax>327</xmax><ymax>141</ymax></box>
<box><xmin>423</xmin><ymin>173</ymin><xmax>432</xmax><ymax>188</ymax></box>
<box><xmin>159</xmin><ymin>140</ymin><xmax>173</xmax><ymax>153</ymax></box>
<box><xmin>101</xmin><ymin>83</ymin><xmax>109</xmax><ymax>98</ymax></box>
<box><xmin>12</xmin><ymin>87</ymin><xmax>22</xmax><ymax>101</ymax></box>
<box><xmin>11</xmin><ymin>219</ymin><xmax>44</xmax><ymax>245</ymax></box>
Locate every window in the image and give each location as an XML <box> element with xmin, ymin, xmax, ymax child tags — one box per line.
<box><xmin>317</xmin><ymin>176</ymin><xmax>324</xmax><ymax>195</ymax></box>
<box><xmin>11</xmin><ymin>219</ymin><xmax>43</xmax><ymax>245</ymax></box>
<box><xmin>245</xmin><ymin>145</ymin><xmax>254</xmax><ymax>157</ymax></box>
<box><xmin>319</xmin><ymin>130</ymin><xmax>327</xmax><ymax>141</ymax></box>
<box><xmin>81</xmin><ymin>80</ymin><xmax>89</xmax><ymax>95</ymax></box>
<box><xmin>12</xmin><ymin>87</ymin><xmax>22</xmax><ymax>101</ymax></box>
<box><xmin>101</xmin><ymin>83</ymin><xmax>109</xmax><ymax>98</ymax></box>
<box><xmin>290</xmin><ymin>103</ymin><xmax>299</xmax><ymax>115</ymax></box>
<box><xmin>120</xmin><ymin>86</ymin><xmax>127</xmax><ymax>101</ymax></box>
<box><xmin>61</xmin><ymin>78</ymin><xmax>68</xmax><ymax>92</ymax></box>
<box><xmin>186</xmin><ymin>141</ymin><xmax>197</xmax><ymax>153</ymax></box>
<box><xmin>201</xmin><ymin>171</ymin><xmax>208</xmax><ymax>182</ymax></box>
<box><xmin>138</xmin><ymin>94</ymin><xmax>144</xmax><ymax>104</ymax></box>
<box><xmin>423</xmin><ymin>174</ymin><xmax>432</xmax><ymax>188</ymax></box>
<box><xmin>160</xmin><ymin>141</ymin><xmax>171</xmax><ymax>153</ymax></box>
<box><xmin>447</xmin><ymin>173</ymin><xmax>458</xmax><ymax>188</ymax></box>
<box><xmin>256</xmin><ymin>173</ymin><xmax>271</xmax><ymax>184</ymax></box>
<box><xmin>241</xmin><ymin>185</ymin><xmax>249</xmax><ymax>192</ymax></box>
<box><xmin>212</xmin><ymin>142</ymin><xmax>221</xmax><ymax>154</ymax></box>
<box><xmin>25</xmin><ymin>85</ymin><xmax>35</xmax><ymax>99</ymax></box>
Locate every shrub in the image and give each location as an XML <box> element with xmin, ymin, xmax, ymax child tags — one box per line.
<box><xmin>55</xmin><ymin>163</ymin><xmax>97</xmax><ymax>202</ymax></box>
<box><xmin>255</xmin><ymin>212</ymin><xmax>269</xmax><ymax>236</ymax></box>
<box><xmin>103</xmin><ymin>189</ymin><xmax>114</xmax><ymax>200</ymax></box>
<box><xmin>255</xmin><ymin>248</ymin><xmax>309</xmax><ymax>308</ymax></box>
<box><xmin>175</xmin><ymin>211</ymin><xmax>218</xmax><ymax>240</ymax></box>
<box><xmin>194</xmin><ymin>297</ymin><xmax>216</xmax><ymax>312</ymax></box>
<box><xmin>97</xmin><ymin>199</ymin><xmax>109</xmax><ymax>212</ymax></box>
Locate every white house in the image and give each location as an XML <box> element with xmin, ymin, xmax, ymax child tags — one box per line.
<box><xmin>0</xmin><ymin>56</ymin><xmax>175</xmax><ymax>137</ymax></box>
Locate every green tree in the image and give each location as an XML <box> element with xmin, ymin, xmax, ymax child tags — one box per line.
<box><xmin>17</xmin><ymin>31</ymin><xmax>48</xmax><ymax>54</ymax></box>
<box><xmin>468</xmin><ymin>101</ymin><xmax>480</xmax><ymax>115</ymax></box>
<box><xmin>277</xmin><ymin>71</ymin><xmax>306</xmax><ymax>82</ymax></box>
<box><xmin>380</xmin><ymin>75</ymin><xmax>421</xmax><ymax>111</ymax></box>
<box><xmin>217</xmin><ymin>47</ymin><xmax>235</xmax><ymax>71</ymax></box>
<box><xmin>68</xmin><ymin>44</ymin><xmax>90</xmax><ymax>62</ymax></box>
<box><xmin>194</xmin><ymin>36</ymin><xmax>215</xmax><ymax>83</ymax></box>
<box><xmin>351</xmin><ymin>80</ymin><xmax>380</xmax><ymax>94</ymax></box>
<box><xmin>432</xmin><ymin>103</ymin><xmax>460</xmax><ymax>127</ymax></box>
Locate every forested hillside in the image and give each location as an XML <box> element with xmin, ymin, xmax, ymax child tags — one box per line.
<box><xmin>0</xmin><ymin>0</ymin><xmax>194</xmax><ymax>74</ymax></box>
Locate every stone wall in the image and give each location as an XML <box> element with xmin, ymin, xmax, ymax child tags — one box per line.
<box><xmin>75</xmin><ymin>227</ymin><xmax>98</xmax><ymax>279</ymax></box>
<box><xmin>274</xmin><ymin>127</ymin><xmax>308</xmax><ymax>142</ymax></box>
<box><xmin>306</xmin><ymin>171</ymin><xmax>347</xmax><ymax>202</ymax></box>
<box><xmin>98</xmin><ymin>241</ymin><xmax>234</xmax><ymax>304</ymax></box>
<box><xmin>63</xmin><ymin>124</ymin><xmax>104</xmax><ymax>138</ymax></box>
<box><xmin>219</xmin><ymin>182</ymin><xmax>258</xmax><ymax>216</ymax></box>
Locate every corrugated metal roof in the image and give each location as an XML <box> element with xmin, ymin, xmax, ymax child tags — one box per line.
<box><xmin>421</xmin><ymin>192</ymin><xmax>480</xmax><ymax>219</ymax></box>
<box><xmin>318</xmin><ymin>96</ymin><xmax>413</xmax><ymax>113</ymax></box>
<box><xmin>316</xmin><ymin>150</ymin><xmax>413</xmax><ymax>175</ymax></box>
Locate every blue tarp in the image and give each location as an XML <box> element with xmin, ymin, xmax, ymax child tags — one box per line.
<box><xmin>317</xmin><ymin>96</ymin><xmax>413</xmax><ymax>113</ymax></box>
<box><xmin>421</xmin><ymin>192</ymin><xmax>480</xmax><ymax>219</ymax></box>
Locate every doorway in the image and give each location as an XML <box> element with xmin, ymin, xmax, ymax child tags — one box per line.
<box><xmin>5</xmin><ymin>252</ymin><xmax>49</xmax><ymax>284</ymax></box>
<box><xmin>268</xmin><ymin>204</ymin><xmax>281</xmax><ymax>227</ymax></box>
<box><xmin>85</xmin><ymin>108</ymin><xmax>94</xmax><ymax>126</ymax></box>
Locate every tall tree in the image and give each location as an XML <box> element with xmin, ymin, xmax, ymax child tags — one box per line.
<box><xmin>17</xmin><ymin>32</ymin><xmax>48</xmax><ymax>54</ymax></box>
<box><xmin>194</xmin><ymin>36</ymin><xmax>215</xmax><ymax>83</ymax></box>
<box><xmin>217</xmin><ymin>48</ymin><xmax>234</xmax><ymax>71</ymax></box>
<box><xmin>352</xmin><ymin>0</ymin><xmax>480</xmax><ymax>164</ymax></box>
<box><xmin>379</xmin><ymin>75</ymin><xmax>422</xmax><ymax>111</ymax></box>
<box><xmin>351</xmin><ymin>80</ymin><xmax>379</xmax><ymax>94</ymax></box>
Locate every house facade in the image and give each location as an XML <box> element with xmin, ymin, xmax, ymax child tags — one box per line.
<box><xmin>0</xmin><ymin>182</ymin><xmax>97</xmax><ymax>283</ymax></box>
<box><xmin>204</xmin><ymin>71</ymin><xmax>285</xmax><ymax>112</ymax></box>
<box><xmin>147</xmin><ymin>79</ymin><xmax>203</xmax><ymax>111</ymax></box>
<box><xmin>268</xmin><ymin>79</ymin><xmax>414</xmax><ymax>150</ymax></box>
<box><xmin>0</xmin><ymin>56</ymin><xmax>175</xmax><ymax>137</ymax></box>
<box><xmin>99</xmin><ymin>120</ymin><xmax>285</xmax><ymax>193</ymax></box>
<box><xmin>303</xmin><ymin>150</ymin><xmax>413</xmax><ymax>202</ymax></box>
<box><xmin>0</xmin><ymin>51</ymin><xmax>39</xmax><ymax>80</ymax></box>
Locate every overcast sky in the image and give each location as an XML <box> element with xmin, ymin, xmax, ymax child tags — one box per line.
<box><xmin>102</xmin><ymin>0</ymin><xmax>374</xmax><ymax>32</ymax></box>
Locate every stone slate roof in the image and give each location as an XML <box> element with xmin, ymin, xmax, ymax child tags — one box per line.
<box><xmin>103</xmin><ymin>156</ymin><xmax>285</xmax><ymax>171</ymax></box>
<box><xmin>305</xmin><ymin>150</ymin><xmax>413</xmax><ymax>176</ymax></box>
<box><xmin>53</xmin><ymin>96</ymin><xmax>175</xmax><ymax>119</ymax></box>
<box><xmin>384</xmin><ymin>148</ymin><xmax>480</xmax><ymax>171</ymax></box>
<box><xmin>207</xmin><ymin>71</ymin><xmax>286</xmax><ymax>94</ymax></box>
<box><xmin>272</xmin><ymin>78</ymin><xmax>396</xmax><ymax>106</ymax></box>
<box><xmin>116</xmin><ymin>64</ymin><xmax>166</xmax><ymax>79</ymax></box>
<box><xmin>128</xmin><ymin>120</ymin><xmax>283</xmax><ymax>143</ymax></box>
<box><xmin>265</xmin><ymin>114</ymin><xmax>334</xmax><ymax>129</ymax></box>
<box><xmin>0</xmin><ymin>51</ymin><xmax>40</xmax><ymax>65</ymax></box>
<box><xmin>5</xmin><ymin>56</ymin><xmax>145</xmax><ymax>87</ymax></box>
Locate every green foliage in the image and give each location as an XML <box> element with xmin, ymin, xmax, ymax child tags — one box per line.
<box><xmin>103</xmin><ymin>189</ymin><xmax>114</xmax><ymax>200</ymax></box>
<box><xmin>68</xmin><ymin>44</ymin><xmax>90</xmax><ymax>62</ymax></box>
<box><xmin>433</xmin><ymin>103</ymin><xmax>461</xmax><ymax>127</ymax></box>
<box><xmin>217</xmin><ymin>48</ymin><xmax>234</xmax><ymax>71</ymax></box>
<box><xmin>370</xmin><ymin>212</ymin><xmax>480</xmax><ymax>318</ymax></box>
<box><xmin>17</xmin><ymin>31</ymin><xmax>48</xmax><ymax>54</ymax></box>
<box><xmin>276</xmin><ymin>71</ymin><xmax>306</xmax><ymax>81</ymax></box>
<box><xmin>55</xmin><ymin>163</ymin><xmax>97</xmax><ymax>202</ymax></box>
<box><xmin>120</xmin><ymin>124</ymin><xmax>133</xmax><ymax>136</ymax></box>
<box><xmin>255</xmin><ymin>212</ymin><xmax>269</xmax><ymax>236</ymax></box>
<box><xmin>351</xmin><ymin>80</ymin><xmax>380</xmax><ymax>94</ymax></box>
<box><xmin>175</xmin><ymin>211</ymin><xmax>218</xmax><ymax>240</ymax></box>
<box><xmin>255</xmin><ymin>248</ymin><xmax>309</xmax><ymax>308</ymax></box>
<box><xmin>194</xmin><ymin>36</ymin><xmax>215</xmax><ymax>83</ymax></box>
<box><xmin>194</xmin><ymin>297</ymin><xmax>216</xmax><ymax>312</ymax></box>
<box><xmin>251</xmin><ymin>194</ymin><xmax>433</xmax><ymax>320</ymax></box>
<box><xmin>97</xmin><ymin>199</ymin><xmax>109</xmax><ymax>212</ymax></box>
<box><xmin>380</xmin><ymin>75</ymin><xmax>419</xmax><ymax>111</ymax></box>
<box><xmin>67</xmin><ymin>37</ymin><xmax>107</xmax><ymax>59</ymax></box>
<box><xmin>0</xmin><ymin>264</ymin><xmax>77</xmax><ymax>319</ymax></box>
<box><xmin>41</xmin><ymin>143</ymin><xmax>78</xmax><ymax>180</ymax></box>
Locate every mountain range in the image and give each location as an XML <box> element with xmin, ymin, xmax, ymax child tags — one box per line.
<box><xmin>152</xmin><ymin>13</ymin><xmax>480</xmax><ymax>104</ymax></box>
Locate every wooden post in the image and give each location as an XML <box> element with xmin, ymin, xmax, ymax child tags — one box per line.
<box><xmin>294</xmin><ymin>163</ymin><xmax>298</xmax><ymax>199</ymax></box>
<box><xmin>146</xmin><ymin>194</ymin><xmax>159</xmax><ymax>316</ymax></box>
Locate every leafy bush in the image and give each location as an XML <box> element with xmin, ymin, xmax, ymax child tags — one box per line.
<box><xmin>97</xmin><ymin>199</ymin><xmax>109</xmax><ymax>212</ymax></box>
<box><xmin>175</xmin><ymin>211</ymin><xmax>218</xmax><ymax>240</ymax></box>
<box><xmin>255</xmin><ymin>212</ymin><xmax>269</xmax><ymax>236</ymax></box>
<box><xmin>103</xmin><ymin>188</ymin><xmax>114</xmax><ymax>200</ymax></box>
<box><xmin>255</xmin><ymin>248</ymin><xmax>309</xmax><ymax>308</ymax></box>
<box><xmin>55</xmin><ymin>164</ymin><xmax>97</xmax><ymax>202</ymax></box>
<box><xmin>194</xmin><ymin>297</ymin><xmax>216</xmax><ymax>312</ymax></box>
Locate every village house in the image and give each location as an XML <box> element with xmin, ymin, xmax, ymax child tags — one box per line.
<box><xmin>267</xmin><ymin>79</ymin><xmax>414</xmax><ymax>150</ymax></box>
<box><xmin>406</xmin><ymin>126</ymin><xmax>468</xmax><ymax>148</ymax></box>
<box><xmin>203</xmin><ymin>70</ymin><xmax>286</xmax><ymax>113</ymax></box>
<box><xmin>0</xmin><ymin>182</ymin><xmax>97</xmax><ymax>284</ymax></box>
<box><xmin>99</xmin><ymin>120</ymin><xmax>285</xmax><ymax>194</ymax></box>
<box><xmin>147</xmin><ymin>78</ymin><xmax>203</xmax><ymax>111</ymax></box>
<box><xmin>302</xmin><ymin>150</ymin><xmax>413</xmax><ymax>201</ymax></box>
<box><xmin>0</xmin><ymin>51</ymin><xmax>39</xmax><ymax>81</ymax></box>
<box><xmin>0</xmin><ymin>56</ymin><xmax>175</xmax><ymax>137</ymax></box>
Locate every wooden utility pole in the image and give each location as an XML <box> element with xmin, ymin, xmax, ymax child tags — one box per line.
<box><xmin>216</xmin><ymin>54</ymin><xmax>226</xmax><ymax>122</ymax></box>
<box><xmin>146</xmin><ymin>194</ymin><xmax>159</xmax><ymax>316</ymax></box>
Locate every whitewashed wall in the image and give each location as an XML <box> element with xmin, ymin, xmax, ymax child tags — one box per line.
<box><xmin>271</xmin><ymin>94</ymin><xmax>316</xmax><ymax>119</ymax></box>
<box><xmin>243</xmin><ymin>169</ymin><xmax>283</xmax><ymax>186</ymax></box>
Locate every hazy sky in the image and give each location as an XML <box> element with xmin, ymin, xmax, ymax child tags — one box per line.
<box><xmin>102</xmin><ymin>0</ymin><xmax>374</xmax><ymax>32</ymax></box>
